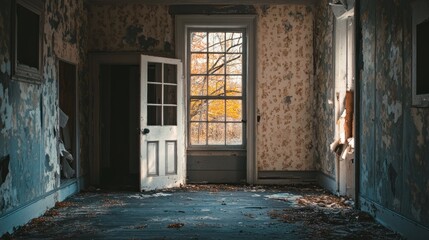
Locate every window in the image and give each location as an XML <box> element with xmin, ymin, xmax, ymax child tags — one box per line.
<box><xmin>188</xmin><ymin>30</ymin><xmax>245</xmax><ymax>146</ymax></box>
<box><xmin>412</xmin><ymin>1</ymin><xmax>429</xmax><ymax>107</ymax></box>
<box><xmin>12</xmin><ymin>0</ymin><xmax>43</xmax><ymax>83</ymax></box>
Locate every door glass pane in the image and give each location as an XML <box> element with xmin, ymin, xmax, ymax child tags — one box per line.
<box><xmin>191</xmin><ymin>32</ymin><xmax>207</xmax><ymax>52</ymax></box>
<box><xmin>164</xmin><ymin>85</ymin><xmax>177</xmax><ymax>104</ymax></box>
<box><xmin>226</xmin><ymin>100</ymin><xmax>242</xmax><ymax>121</ymax></box>
<box><xmin>226</xmin><ymin>123</ymin><xmax>242</xmax><ymax>145</ymax></box>
<box><xmin>148</xmin><ymin>83</ymin><xmax>162</xmax><ymax>104</ymax></box>
<box><xmin>208</xmin><ymin>123</ymin><xmax>225</xmax><ymax>145</ymax></box>
<box><xmin>208</xmin><ymin>100</ymin><xmax>225</xmax><ymax>121</ymax></box>
<box><xmin>190</xmin><ymin>99</ymin><xmax>207</xmax><ymax>121</ymax></box>
<box><xmin>226</xmin><ymin>76</ymin><xmax>242</xmax><ymax>96</ymax></box>
<box><xmin>190</xmin><ymin>76</ymin><xmax>207</xmax><ymax>96</ymax></box>
<box><xmin>164</xmin><ymin>106</ymin><xmax>177</xmax><ymax>125</ymax></box>
<box><xmin>208</xmin><ymin>75</ymin><xmax>224</xmax><ymax>96</ymax></box>
<box><xmin>147</xmin><ymin>106</ymin><xmax>161</xmax><ymax>125</ymax></box>
<box><xmin>148</xmin><ymin>62</ymin><xmax>162</xmax><ymax>83</ymax></box>
<box><xmin>190</xmin><ymin>122</ymin><xmax>207</xmax><ymax>145</ymax></box>
<box><xmin>164</xmin><ymin>64</ymin><xmax>177</xmax><ymax>83</ymax></box>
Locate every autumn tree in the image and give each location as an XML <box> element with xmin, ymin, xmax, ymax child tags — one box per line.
<box><xmin>189</xmin><ymin>31</ymin><xmax>244</xmax><ymax>145</ymax></box>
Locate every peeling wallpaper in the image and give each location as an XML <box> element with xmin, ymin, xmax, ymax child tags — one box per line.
<box><xmin>360</xmin><ymin>0</ymin><xmax>429</xmax><ymax>228</ymax></box>
<box><xmin>87</xmin><ymin>3</ymin><xmax>316</xmax><ymax>172</ymax></box>
<box><xmin>255</xmin><ymin>5</ymin><xmax>315</xmax><ymax>171</ymax></box>
<box><xmin>0</xmin><ymin>0</ymin><xmax>87</xmax><ymax>215</ymax></box>
<box><xmin>87</xmin><ymin>3</ymin><xmax>174</xmax><ymax>55</ymax></box>
<box><xmin>313</xmin><ymin>0</ymin><xmax>335</xmax><ymax>177</ymax></box>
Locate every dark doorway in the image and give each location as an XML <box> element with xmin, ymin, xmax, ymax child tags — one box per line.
<box><xmin>99</xmin><ymin>65</ymin><xmax>140</xmax><ymax>190</ymax></box>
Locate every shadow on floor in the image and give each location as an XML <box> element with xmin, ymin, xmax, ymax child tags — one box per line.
<box><xmin>5</xmin><ymin>185</ymin><xmax>403</xmax><ymax>240</ymax></box>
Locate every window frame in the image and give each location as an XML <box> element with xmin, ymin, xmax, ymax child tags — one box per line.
<box><xmin>11</xmin><ymin>0</ymin><xmax>44</xmax><ymax>84</ymax></box>
<box><xmin>412</xmin><ymin>0</ymin><xmax>429</xmax><ymax>107</ymax></box>
<box><xmin>187</xmin><ymin>28</ymin><xmax>247</xmax><ymax>149</ymax></box>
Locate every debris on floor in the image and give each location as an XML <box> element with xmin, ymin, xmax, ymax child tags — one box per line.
<box><xmin>5</xmin><ymin>185</ymin><xmax>404</xmax><ymax>240</ymax></box>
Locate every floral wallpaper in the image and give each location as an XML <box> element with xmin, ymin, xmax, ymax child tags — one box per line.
<box><xmin>87</xmin><ymin>3</ymin><xmax>174</xmax><ymax>55</ymax></box>
<box><xmin>255</xmin><ymin>5</ymin><xmax>315</xmax><ymax>171</ymax></box>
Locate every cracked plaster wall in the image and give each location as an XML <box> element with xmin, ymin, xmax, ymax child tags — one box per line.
<box><xmin>87</xmin><ymin>3</ymin><xmax>174</xmax><ymax>56</ymax></box>
<box><xmin>313</xmin><ymin>0</ymin><xmax>336</xmax><ymax>177</ymax></box>
<box><xmin>359</xmin><ymin>0</ymin><xmax>429</xmax><ymax>228</ymax></box>
<box><xmin>0</xmin><ymin>0</ymin><xmax>88</xmax><ymax>216</ymax></box>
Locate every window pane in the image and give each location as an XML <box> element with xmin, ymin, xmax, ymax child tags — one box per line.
<box><xmin>190</xmin><ymin>99</ymin><xmax>207</xmax><ymax>121</ymax></box>
<box><xmin>191</xmin><ymin>32</ymin><xmax>207</xmax><ymax>52</ymax></box>
<box><xmin>208</xmin><ymin>32</ymin><xmax>225</xmax><ymax>52</ymax></box>
<box><xmin>148</xmin><ymin>106</ymin><xmax>161</xmax><ymax>125</ymax></box>
<box><xmin>190</xmin><ymin>76</ymin><xmax>207</xmax><ymax>96</ymax></box>
<box><xmin>148</xmin><ymin>83</ymin><xmax>162</xmax><ymax>104</ymax></box>
<box><xmin>148</xmin><ymin>62</ymin><xmax>162</xmax><ymax>82</ymax></box>
<box><xmin>226</xmin><ymin>123</ymin><xmax>242</xmax><ymax>145</ymax></box>
<box><xmin>226</xmin><ymin>54</ymin><xmax>242</xmax><ymax>74</ymax></box>
<box><xmin>191</xmin><ymin>54</ymin><xmax>207</xmax><ymax>74</ymax></box>
<box><xmin>226</xmin><ymin>32</ymin><xmax>243</xmax><ymax>53</ymax></box>
<box><xmin>190</xmin><ymin>122</ymin><xmax>207</xmax><ymax>145</ymax></box>
<box><xmin>208</xmin><ymin>54</ymin><xmax>225</xmax><ymax>74</ymax></box>
<box><xmin>208</xmin><ymin>100</ymin><xmax>225</xmax><ymax>121</ymax></box>
<box><xmin>164</xmin><ymin>106</ymin><xmax>177</xmax><ymax>125</ymax></box>
<box><xmin>164</xmin><ymin>64</ymin><xmax>177</xmax><ymax>83</ymax></box>
<box><xmin>164</xmin><ymin>85</ymin><xmax>177</xmax><ymax>104</ymax></box>
<box><xmin>208</xmin><ymin>75</ymin><xmax>225</xmax><ymax>96</ymax></box>
<box><xmin>17</xmin><ymin>4</ymin><xmax>39</xmax><ymax>69</ymax></box>
<box><xmin>226</xmin><ymin>100</ymin><xmax>242</xmax><ymax>121</ymax></box>
<box><xmin>208</xmin><ymin>123</ymin><xmax>225</xmax><ymax>145</ymax></box>
<box><xmin>226</xmin><ymin>76</ymin><xmax>242</xmax><ymax>96</ymax></box>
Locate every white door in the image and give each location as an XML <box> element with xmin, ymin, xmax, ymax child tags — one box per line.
<box><xmin>140</xmin><ymin>55</ymin><xmax>185</xmax><ymax>191</ymax></box>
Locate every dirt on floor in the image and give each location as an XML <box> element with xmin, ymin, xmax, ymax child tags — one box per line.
<box><xmin>2</xmin><ymin>184</ymin><xmax>404</xmax><ymax>240</ymax></box>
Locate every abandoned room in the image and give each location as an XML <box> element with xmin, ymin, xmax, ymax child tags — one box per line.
<box><xmin>0</xmin><ymin>0</ymin><xmax>428</xmax><ymax>238</ymax></box>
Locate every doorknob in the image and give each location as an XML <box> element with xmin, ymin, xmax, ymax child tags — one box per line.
<box><xmin>141</xmin><ymin>128</ymin><xmax>150</xmax><ymax>135</ymax></box>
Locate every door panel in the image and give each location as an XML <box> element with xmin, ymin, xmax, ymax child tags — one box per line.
<box><xmin>140</xmin><ymin>55</ymin><xmax>184</xmax><ymax>191</ymax></box>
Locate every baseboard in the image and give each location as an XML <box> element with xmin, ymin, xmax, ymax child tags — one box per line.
<box><xmin>360</xmin><ymin>196</ymin><xmax>429</xmax><ymax>240</ymax></box>
<box><xmin>256</xmin><ymin>171</ymin><xmax>317</xmax><ymax>185</ymax></box>
<box><xmin>317</xmin><ymin>172</ymin><xmax>337</xmax><ymax>194</ymax></box>
<box><xmin>0</xmin><ymin>181</ymin><xmax>79</xmax><ymax>236</ymax></box>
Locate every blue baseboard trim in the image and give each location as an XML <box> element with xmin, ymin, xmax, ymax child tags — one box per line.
<box><xmin>360</xmin><ymin>196</ymin><xmax>429</xmax><ymax>240</ymax></box>
<box><xmin>317</xmin><ymin>172</ymin><xmax>337</xmax><ymax>194</ymax></box>
<box><xmin>0</xmin><ymin>180</ymin><xmax>79</xmax><ymax>236</ymax></box>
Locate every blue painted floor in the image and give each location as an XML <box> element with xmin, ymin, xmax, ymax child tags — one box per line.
<box><xmin>7</xmin><ymin>185</ymin><xmax>403</xmax><ymax>239</ymax></box>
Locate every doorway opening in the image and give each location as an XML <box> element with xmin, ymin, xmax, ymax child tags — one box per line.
<box><xmin>58</xmin><ymin>60</ymin><xmax>79</xmax><ymax>186</ymax></box>
<box><xmin>99</xmin><ymin>64</ymin><xmax>140</xmax><ymax>190</ymax></box>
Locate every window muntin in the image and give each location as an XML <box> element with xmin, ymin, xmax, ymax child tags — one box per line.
<box><xmin>147</xmin><ymin>62</ymin><xmax>178</xmax><ymax>126</ymax></box>
<box><xmin>188</xmin><ymin>30</ymin><xmax>245</xmax><ymax>147</ymax></box>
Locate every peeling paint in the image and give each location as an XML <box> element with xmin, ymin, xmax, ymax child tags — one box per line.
<box><xmin>314</xmin><ymin>0</ymin><xmax>336</xmax><ymax>177</ymax></box>
<box><xmin>87</xmin><ymin>4</ymin><xmax>174</xmax><ymax>55</ymax></box>
<box><xmin>0</xmin><ymin>0</ymin><xmax>87</xmax><ymax>216</ymax></box>
<box><xmin>382</xmin><ymin>95</ymin><xmax>402</xmax><ymax>123</ymax></box>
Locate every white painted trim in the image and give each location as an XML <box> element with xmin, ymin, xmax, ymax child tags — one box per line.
<box><xmin>360</xmin><ymin>197</ymin><xmax>429</xmax><ymax>240</ymax></box>
<box><xmin>175</xmin><ymin>15</ymin><xmax>257</xmax><ymax>184</ymax></box>
<box><xmin>0</xmin><ymin>182</ymin><xmax>78</xmax><ymax>236</ymax></box>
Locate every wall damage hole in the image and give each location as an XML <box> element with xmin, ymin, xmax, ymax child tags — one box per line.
<box><xmin>0</xmin><ymin>155</ymin><xmax>10</xmax><ymax>185</ymax></box>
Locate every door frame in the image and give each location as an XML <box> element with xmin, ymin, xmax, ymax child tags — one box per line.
<box><xmin>89</xmin><ymin>52</ymin><xmax>140</xmax><ymax>186</ymax></box>
<box><xmin>175</xmin><ymin>15</ymin><xmax>257</xmax><ymax>184</ymax></box>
